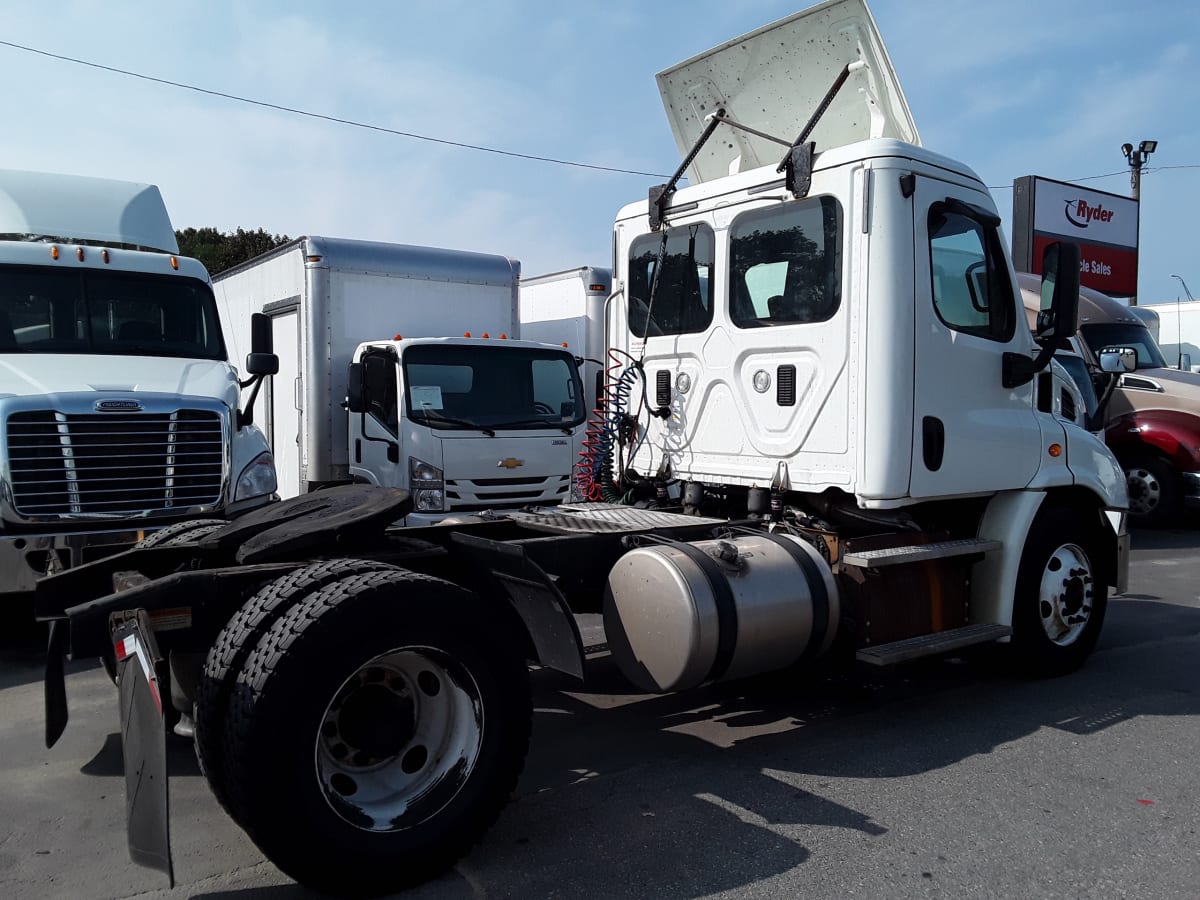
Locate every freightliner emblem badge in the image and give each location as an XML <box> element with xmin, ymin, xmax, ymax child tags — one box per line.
<box><xmin>497</xmin><ymin>458</ymin><xmax>525</xmax><ymax>469</ymax></box>
<box><xmin>95</xmin><ymin>399</ymin><xmax>144</xmax><ymax>412</ymax></box>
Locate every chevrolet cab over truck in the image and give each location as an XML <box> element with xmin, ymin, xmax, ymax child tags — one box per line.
<box><xmin>214</xmin><ymin>237</ymin><xmax>586</xmax><ymax>522</ymax></box>
<box><xmin>0</xmin><ymin>169</ymin><xmax>279</xmax><ymax>603</ymax></box>
<box><xmin>36</xmin><ymin>2</ymin><xmax>1128</xmax><ymax>896</ymax></box>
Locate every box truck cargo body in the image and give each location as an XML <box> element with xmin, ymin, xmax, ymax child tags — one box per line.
<box><xmin>214</xmin><ymin>237</ymin><xmax>585</xmax><ymax>520</ymax></box>
<box><xmin>519</xmin><ymin>267</ymin><xmax>611</xmax><ymax>414</ymax></box>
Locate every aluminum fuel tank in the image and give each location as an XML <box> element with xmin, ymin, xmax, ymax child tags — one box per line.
<box><xmin>603</xmin><ymin>532</ymin><xmax>839</xmax><ymax>693</ymax></box>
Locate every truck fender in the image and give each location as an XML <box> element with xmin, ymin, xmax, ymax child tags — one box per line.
<box><xmin>449</xmin><ymin>532</ymin><xmax>586</xmax><ymax>680</ymax></box>
<box><xmin>971</xmin><ymin>490</ymin><xmax>1046</xmax><ymax>633</ymax></box>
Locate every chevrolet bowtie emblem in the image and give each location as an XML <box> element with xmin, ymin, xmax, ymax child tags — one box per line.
<box><xmin>497</xmin><ymin>458</ymin><xmax>525</xmax><ymax>469</ymax></box>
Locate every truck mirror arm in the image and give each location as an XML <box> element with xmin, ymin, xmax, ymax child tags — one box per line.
<box><xmin>1002</xmin><ymin>342</ymin><xmax>1057</xmax><ymax>389</ymax></box>
<box><xmin>237</xmin><ymin>373</ymin><xmax>267</xmax><ymax>430</ymax></box>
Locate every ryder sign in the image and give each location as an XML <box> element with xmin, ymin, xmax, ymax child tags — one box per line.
<box><xmin>1012</xmin><ymin>175</ymin><xmax>1138</xmax><ymax>296</ymax></box>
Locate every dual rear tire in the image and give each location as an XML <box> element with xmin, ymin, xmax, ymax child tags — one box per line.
<box><xmin>195</xmin><ymin>562</ymin><xmax>532</xmax><ymax>896</ymax></box>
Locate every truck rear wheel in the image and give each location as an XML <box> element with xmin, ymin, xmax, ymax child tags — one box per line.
<box><xmin>194</xmin><ymin>558</ymin><xmax>398</xmax><ymax>816</ymax></box>
<box><xmin>221</xmin><ymin>569</ymin><xmax>531</xmax><ymax>896</ymax></box>
<box><xmin>1010</xmin><ymin>506</ymin><xmax>1108</xmax><ymax>677</ymax></box>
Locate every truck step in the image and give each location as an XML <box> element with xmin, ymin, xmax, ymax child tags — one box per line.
<box><xmin>855</xmin><ymin>623</ymin><xmax>1012</xmax><ymax>666</ymax></box>
<box><xmin>841</xmin><ymin>538</ymin><xmax>1002</xmax><ymax>568</ymax></box>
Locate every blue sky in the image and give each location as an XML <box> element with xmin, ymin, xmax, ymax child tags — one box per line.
<box><xmin>1</xmin><ymin>0</ymin><xmax>1197</xmax><ymax>302</ymax></box>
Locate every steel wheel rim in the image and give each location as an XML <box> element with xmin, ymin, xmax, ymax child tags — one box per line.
<box><xmin>1126</xmin><ymin>466</ymin><xmax>1162</xmax><ymax>517</ymax></box>
<box><xmin>1037</xmin><ymin>541</ymin><xmax>1095</xmax><ymax>646</ymax></box>
<box><xmin>315</xmin><ymin>646</ymin><xmax>484</xmax><ymax>831</ymax></box>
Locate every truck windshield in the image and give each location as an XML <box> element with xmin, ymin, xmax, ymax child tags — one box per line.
<box><xmin>403</xmin><ymin>344</ymin><xmax>586</xmax><ymax>431</ymax></box>
<box><xmin>1079</xmin><ymin>323</ymin><xmax>1166</xmax><ymax>370</ymax></box>
<box><xmin>0</xmin><ymin>265</ymin><xmax>225</xmax><ymax>360</ymax></box>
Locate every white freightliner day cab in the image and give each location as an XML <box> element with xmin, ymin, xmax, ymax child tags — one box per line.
<box><xmin>0</xmin><ymin>169</ymin><xmax>279</xmax><ymax>608</ymax></box>
<box><xmin>213</xmin><ymin>237</ymin><xmax>585</xmax><ymax>522</ymax></box>
<box><xmin>34</xmin><ymin>2</ymin><xmax>1128</xmax><ymax>896</ymax></box>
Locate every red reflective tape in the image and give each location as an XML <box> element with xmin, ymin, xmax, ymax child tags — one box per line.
<box><xmin>114</xmin><ymin>634</ymin><xmax>135</xmax><ymax>661</ymax></box>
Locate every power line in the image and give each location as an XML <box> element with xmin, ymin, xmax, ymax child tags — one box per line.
<box><xmin>987</xmin><ymin>165</ymin><xmax>1196</xmax><ymax>191</ymax></box>
<box><xmin>0</xmin><ymin>38</ymin><xmax>673</xmax><ymax>180</ymax></box>
<box><xmin>4</xmin><ymin>38</ymin><xmax>1200</xmax><ymax>191</ymax></box>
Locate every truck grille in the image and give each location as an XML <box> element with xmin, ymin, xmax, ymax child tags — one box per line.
<box><xmin>445</xmin><ymin>474</ymin><xmax>570</xmax><ymax>511</ymax></box>
<box><xmin>6</xmin><ymin>410</ymin><xmax>224</xmax><ymax>517</ymax></box>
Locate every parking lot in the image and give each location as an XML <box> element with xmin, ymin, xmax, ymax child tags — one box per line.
<box><xmin>2</xmin><ymin>525</ymin><xmax>1198</xmax><ymax>900</ymax></box>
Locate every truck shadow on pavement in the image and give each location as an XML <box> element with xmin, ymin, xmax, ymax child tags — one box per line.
<box><xmin>153</xmin><ymin>596</ymin><xmax>1200</xmax><ymax>899</ymax></box>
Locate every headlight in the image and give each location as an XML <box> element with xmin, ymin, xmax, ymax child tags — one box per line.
<box><xmin>409</xmin><ymin>458</ymin><xmax>444</xmax><ymax>512</ymax></box>
<box><xmin>234</xmin><ymin>451</ymin><xmax>277</xmax><ymax>501</ymax></box>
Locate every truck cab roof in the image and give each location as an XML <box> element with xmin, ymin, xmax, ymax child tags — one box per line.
<box><xmin>0</xmin><ymin>168</ymin><xmax>179</xmax><ymax>253</ymax></box>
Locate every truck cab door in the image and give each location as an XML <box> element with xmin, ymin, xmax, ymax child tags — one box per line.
<box><xmin>910</xmin><ymin>178</ymin><xmax>1041</xmax><ymax>498</ymax></box>
<box><xmin>348</xmin><ymin>350</ymin><xmax>403</xmax><ymax>488</ymax></box>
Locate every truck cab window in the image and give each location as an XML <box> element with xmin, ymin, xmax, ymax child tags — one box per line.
<box><xmin>361</xmin><ymin>353</ymin><xmax>398</xmax><ymax>436</ymax></box>
<box><xmin>928</xmin><ymin>205</ymin><xmax>1014</xmax><ymax>342</ymax></box>
<box><xmin>729</xmin><ymin>196</ymin><xmax>843</xmax><ymax>328</ymax></box>
<box><xmin>627</xmin><ymin>224</ymin><xmax>714</xmax><ymax>338</ymax></box>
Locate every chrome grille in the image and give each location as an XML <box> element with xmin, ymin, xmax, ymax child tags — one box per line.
<box><xmin>7</xmin><ymin>410</ymin><xmax>224</xmax><ymax>516</ymax></box>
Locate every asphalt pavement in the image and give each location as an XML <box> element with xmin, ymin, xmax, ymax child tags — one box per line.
<box><xmin>1</xmin><ymin>526</ymin><xmax>1198</xmax><ymax>899</ymax></box>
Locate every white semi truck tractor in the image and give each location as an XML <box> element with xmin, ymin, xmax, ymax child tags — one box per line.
<box><xmin>34</xmin><ymin>2</ymin><xmax>1127</xmax><ymax>895</ymax></box>
<box><xmin>0</xmin><ymin>168</ymin><xmax>279</xmax><ymax>610</ymax></box>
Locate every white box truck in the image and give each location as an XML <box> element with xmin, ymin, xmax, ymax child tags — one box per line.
<box><xmin>0</xmin><ymin>168</ymin><xmax>278</xmax><ymax>602</ymax></box>
<box><xmin>213</xmin><ymin>237</ymin><xmax>586</xmax><ymax>522</ymax></box>
<box><xmin>519</xmin><ymin>266</ymin><xmax>612</xmax><ymax>415</ymax></box>
<box><xmin>37</xmin><ymin>2</ymin><xmax>1133</xmax><ymax>895</ymax></box>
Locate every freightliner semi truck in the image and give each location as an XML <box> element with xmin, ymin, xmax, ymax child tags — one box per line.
<box><xmin>34</xmin><ymin>1</ymin><xmax>1128</xmax><ymax>895</ymax></box>
<box><xmin>0</xmin><ymin>168</ymin><xmax>279</xmax><ymax>609</ymax></box>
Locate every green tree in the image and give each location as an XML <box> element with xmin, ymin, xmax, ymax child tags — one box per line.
<box><xmin>175</xmin><ymin>227</ymin><xmax>291</xmax><ymax>276</ymax></box>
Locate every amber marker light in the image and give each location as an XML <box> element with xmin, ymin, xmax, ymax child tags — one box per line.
<box><xmin>463</xmin><ymin>332</ymin><xmax>472</xmax><ymax>338</ymax></box>
<box><xmin>50</xmin><ymin>245</ymin><xmax>60</xmax><ymax>260</ymax></box>
<box><xmin>499</xmin><ymin>333</ymin><xmax>507</xmax><ymax>339</ymax></box>
<box><xmin>393</xmin><ymin>334</ymin><xmax>403</xmax><ymax>341</ymax></box>
<box><xmin>101</xmin><ymin>249</ymin><xmax>110</xmax><ymax>264</ymax></box>
<box><xmin>1048</xmin><ymin>444</ymin><xmax>1063</xmax><ymax>458</ymax></box>
<box><xmin>170</xmin><ymin>256</ymin><xmax>179</xmax><ymax>270</ymax></box>
<box><xmin>76</xmin><ymin>247</ymin><xmax>85</xmax><ymax>261</ymax></box>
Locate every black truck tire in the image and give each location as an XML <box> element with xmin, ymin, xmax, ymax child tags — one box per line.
<box><xmin>221</xmin><ymin>569</ymin><xmax>532</xmax><ymax>896</ymax></box>
<box><xmin>1009</xmin><ymin>506</ymin><xmax>1108</xmax><ymax>677</ymax></box>
<box><xmin>194</xmin><ymin>558</ymin><xmax>398</xmax><ymax>815</ymax></box>
<box><xmin>134</xmin><ymin>518</ymin><xmax>228</xmax><ymax>548</ymax></box>
<box><xmin>98</xmin><ymin>519</ymin><xmax>232</xmax><ymax>685</ymax></box>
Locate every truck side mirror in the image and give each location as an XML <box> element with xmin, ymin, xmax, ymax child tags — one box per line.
<box><xmin>245</xmin><ymin>312</ymin><xmax>279</xmax><ymax>376</ymax></box>
<box><xmin>1035</xmin><ymin>242</ymin><xmax>1080</xmax><ymax>344</ymax></box>
<box><xmin>346</xmin><ymin>361</ymin><xmax>367</xmax><ymax>413</ymax></box>
<box><xmin>1100</xmin><ymin>347</ymin><xmax>1137</xmax><ymax>373</ymax></box>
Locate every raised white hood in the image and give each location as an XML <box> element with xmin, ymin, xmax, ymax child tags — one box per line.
<box><xmin>656</xmin><ymin>0</ymin><xmax>920</xmax><ymax>185</ymax></box>
<box><xmin>0</xmin><ymin>355</ymin><xmax>236</xmax><ymax>405</ymax></box>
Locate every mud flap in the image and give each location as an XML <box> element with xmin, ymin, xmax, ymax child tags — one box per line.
<box><xmin>113</xmin><ymin>611</ymin><xmax>174</xmax><ymax>887</ymax></box>
<box><xmin>44</xmin><ymin>619</ymin><xmax>69</xmax><ymax>748</ymax></box>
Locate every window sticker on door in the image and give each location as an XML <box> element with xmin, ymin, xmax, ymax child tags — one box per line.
<box><xmin>410</xmin><ymin>386</ymin><xmax>444</xmax><ymax>410</ymax></box>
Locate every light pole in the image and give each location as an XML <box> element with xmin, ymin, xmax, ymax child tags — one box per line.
<box><xmin>1171</xmin><ymin>273</ymin><xmax>1194</xmax><ymax>370</ymax></box>
<box><xmin>1122</xmin><ymin>140</ymin><xmax>1157</xmax><ymax>306</ymax></box>
<box><xmin>1122</xmin><ymin>140</ymin><xmax>1157</xmax><ymax>202</ymax></box>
